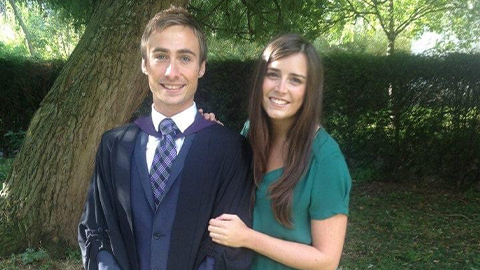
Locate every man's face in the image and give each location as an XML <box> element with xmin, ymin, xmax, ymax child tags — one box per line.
<box><xmin>142</xmin><ymin>25</ymin><xmax>205</xmax><ymax>116</ymax></box>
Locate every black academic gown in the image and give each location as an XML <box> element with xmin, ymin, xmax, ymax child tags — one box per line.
<box><xmin>78</xmin><ymin>121</ymin><xmax>253</xmax><ymax>270</ymax></box>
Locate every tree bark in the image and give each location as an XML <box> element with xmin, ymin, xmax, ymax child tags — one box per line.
<box><xmin>0</xmin><ymin>0</ymin><xmax>189</xmax><ymax>256</ymax></box>
<box><xmin>387</xmin><ymin>37</ymin><xmax>395</xmax><ymax>56</ymax></box>
<box><xmin>8</xmin><ymin>0</ymin><xmax>36</xmax><ymax>56</ymax></box>
<box><xmin>386</xmin><ymin>0</ymin><xmax>395</xmax><ymax>56</ymax></box>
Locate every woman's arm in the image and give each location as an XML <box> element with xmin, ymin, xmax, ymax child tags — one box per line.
<box><xmin>208</xmin><ymin>214</ymin><xmax>347</xmax><ymax>270</ymax></box>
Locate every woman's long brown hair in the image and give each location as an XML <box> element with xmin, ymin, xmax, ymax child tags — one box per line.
<box><xmin>248</xmin><ymin>34</ymin><xmax>324</xmax><ymax>228</ymax></box>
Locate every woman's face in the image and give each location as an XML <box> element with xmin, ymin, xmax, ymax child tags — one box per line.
<box><xmin>262</xmin><ymin>53</ymin><xmax>308</xmax><ymax>125</ymax></box>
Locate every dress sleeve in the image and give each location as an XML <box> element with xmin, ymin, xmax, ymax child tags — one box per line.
<box><xmin>240</xmin><ymin>120</ymin><xmax>249</xmax><ymax>137</ymax></box>
<box><xmin>309</xmin><ymin>152</ymin><xmax>351</xmax><ymax>220</ymax></box>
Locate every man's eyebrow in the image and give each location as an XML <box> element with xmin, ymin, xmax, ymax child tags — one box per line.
<box><xmin>151</xmin><ymin>47</ymin><xmax>168</xmax><ymax>53</ymax></box>
<box><xmin>177</xmin><ymin>49</ymin><xmax>196</xmax><ymax>56</ymax></box>
<box><xmin>150</xmin><ymin>47</ymin><xmax>196</xmax><ymax>57</ymax></box>
<box><xmin>267</xmin><ymin>68</ymin><xmax>306</xmax><ymax>79</ymax></box>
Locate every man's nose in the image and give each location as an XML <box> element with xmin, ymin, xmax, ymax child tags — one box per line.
<box><xmin>165</xmin><ymin>61</ymin><xmax>179</xmax><ymax>79</ymax></box>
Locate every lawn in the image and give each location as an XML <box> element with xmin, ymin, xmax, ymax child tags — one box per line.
<box><xmin>1</xmin><ymin>170</ymin><xmax>479</xmax><ymax>269</ymax></box>
<box><xmin>341</xmin><ymin>179</ymin><xmax>480</xmax><ymax>270</ymax></box>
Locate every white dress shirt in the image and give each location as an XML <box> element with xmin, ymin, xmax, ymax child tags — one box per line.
<box><xmin>146</xmin><ymin>102</ymin><xmax>197</xmax><ymax>172</ymax></box>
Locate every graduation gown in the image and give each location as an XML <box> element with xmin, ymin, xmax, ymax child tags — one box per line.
<box><xmin>78</xmin><ymin>119</ymin><xmax>253</xmax><ymax>270</ymax></box>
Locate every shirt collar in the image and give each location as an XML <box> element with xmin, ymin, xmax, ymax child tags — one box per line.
<box><xmin>151</xmin><ymin>102</ymin><xmax>197</xmax><ymax>133</ymax></box>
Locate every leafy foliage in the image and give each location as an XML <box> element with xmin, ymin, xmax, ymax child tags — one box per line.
<box><xmin>0</xmin><ymin>0</ymin><xmax>83</xmax><ymax>59</ymax></box>
<box><xmin>195</xmin><ymin>59</ymin><xmax>254</xmax><ymax>131</ymax></box>
<box><xmin>188</xmin><ymin>0</ymin><xmax>326</xmax><ymax>42</ymax></box>
<box><xmin>3</xmin><ymin>131</ymin><xmax>25</xmax><ymax>156</ymax></box>
<box><xmin>0</xmin><ymin>247</ymin><xmax>80</xmax><ymax>269</ymax></box>
<box><xmin>189</xmin><ymin>0</ymin><xmax>480</xmax><ymax>55</ymax></box>
<box><xmin>0</xmin><ymin>157</ymin><xmax>13</xmax><ymax>184</ymax></box>
<box><xmin>323</xmin><ymin>53</ymin><xmax>480</xmax><ymax>187</ymax></box>
<box><xmin>33</xmin><ymin>0</ymin><xmax>100</xmax><ymax>27</ymax></box>
<box><xmin>0</xmin><ymin>55</ymin><xmax>64</xmax><ymax>155</ymax></box>
<box><xmin>207</xmin><ymin>36</ymin><xmax>262</xmax><ymax>60</ymax></box>
<box><xmin>319</xmin><ymin>0</ymin><xmax>480</xmax><ymax>54</ymax></box>
<box><xmin>20</xmin><ymin>248</ymin><xmax>48</xmax><ymax>265</ymax></box>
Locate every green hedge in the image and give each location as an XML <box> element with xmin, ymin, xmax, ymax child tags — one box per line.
<box><xmin>1</xmin><ymin>53</ymin><xmax>479</xmax><ymax>187</ymax></box>
<box><xmin>322</xmin><ymin>53</ymin><xmax>480</xmax><ymax>186</ymax></box>
<box><xmin>193</xmin><ymin>54</ymin><xmax>480</xmax><ymax>187</ymax></box>
<box><xmin>0</xmin><ymin>56</ymin><xmax>64</xmax><ymax>156</ymax></box>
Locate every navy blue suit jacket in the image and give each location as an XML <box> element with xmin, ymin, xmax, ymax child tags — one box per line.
<box><xmin>78</xmin><ymin>120</ymin><xmax>253</xmax><ymax>270</ymax></box>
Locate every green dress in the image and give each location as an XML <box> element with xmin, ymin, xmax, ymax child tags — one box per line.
<box><xmin>242</xmin><ymin>124</ymin><xmax>351</xmax><ymax>270</ymax></box>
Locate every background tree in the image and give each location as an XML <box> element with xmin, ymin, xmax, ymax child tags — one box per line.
<box><xmin>190</xmin><ymin>0</ymin><xmax>479</xmax><ymax>55</ymax></box>
<box><xmin>189</xmin><ymin>0</ymin><xmax>327</xmax><ymax>41</ymax></box>
<box><xmin>320</xmin><ymin>0</ymin><xmax>479</xmax><ymax>55</ymax></box>
<box><xmin>1</xmin><ymin>0</ymin><xmax>36</xmax><ymax>56</ymax></box>
<box><xmin>0</xmin><ymin>0</ymin><xmax>189</xmax><ymax>256</ymax></box>
<box><xmin>0</xmin><ymin>0</ymin><xmax>83</xmax><ymax>59</ymax></box>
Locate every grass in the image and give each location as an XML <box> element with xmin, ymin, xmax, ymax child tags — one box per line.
<box><xmin>0</xmin><ymin>177</ymin><xmax>478</xmax><ymax>269</ymax></box>
<box><xmin>0</xmin><ymin>248</ymin><xmax>81</xmax><ymax>270</ymax></box>
<box><xmin>341</xmin><ymin>179</ymin><xmax>480</xmax><ymax>270</ymax></box>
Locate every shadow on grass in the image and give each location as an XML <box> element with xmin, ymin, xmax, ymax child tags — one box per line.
<box><xmin>341</xmin><ymin>179</ymin><xmax>480</xmax><ymax>270</ymax></box>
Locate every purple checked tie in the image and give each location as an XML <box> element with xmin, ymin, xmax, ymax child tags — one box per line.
<box><xmin>150</xmin><ymin>118</ymin><xmax>179</xmax><ymax>209</ymax></box>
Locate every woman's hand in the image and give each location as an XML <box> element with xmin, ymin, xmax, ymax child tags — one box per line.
<box><xmin>208</xmin><ymin>214</ymin><xmax>250</xmax><ymax>248</ymax></box>
<box><xmin>198</xmin><ymin>108</ymin><xmax>224</xmax><ymax>125</ymax></box>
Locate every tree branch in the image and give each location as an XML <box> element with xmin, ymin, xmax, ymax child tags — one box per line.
<box><xmin>370</xmin><ymin>0</ymin><xmax>388</xmax><ymax>34</ymax></box>
<box><xmin>394</xmin><ymin>4</ymin><xmax>452</xmax><ymax>35</ymax></box>
<box><xmin>194</xmin><ymin>0</ymin><xmax>227</xmax><ymax>23</ymax></box>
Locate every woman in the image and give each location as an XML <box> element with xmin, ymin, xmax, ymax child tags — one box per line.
<box><xmin>207</xmin><ymin>34</ymin><xmax>351</xmax><ymax>270</ymax></box>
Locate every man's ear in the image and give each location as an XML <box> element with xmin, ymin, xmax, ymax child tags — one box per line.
<box><xmin>198</xmin><ymin>61</ymin><xmax>206</xmax><ymax>78</ymax></box>
<box><xmin>141</xmin><ymin>58</ymin><xmax>148</xmax><ymax>74</ymax></box>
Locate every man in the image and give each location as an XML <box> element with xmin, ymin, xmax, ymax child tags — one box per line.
<box><xmin>78</xmin><ymin>6</ymin><xmax>253</xmax><ymax>270</ymax></box>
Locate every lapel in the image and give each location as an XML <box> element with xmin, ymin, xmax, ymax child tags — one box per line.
<box><xmin>113</xmin><ymin>125</ymin><xmax>139</xmax><ymax>234</ymax></box>
<box><xmin>134</xmin><ymin>132</ymin><xmax>155</xmax><ymax>211</ymax></box>
<box><xmin>133</xmin><ymin>131</ymin><xmax>198</xmax><ymax>212</ymax></box>
<box><xmin>168</xmin><ymin>130</ymin><xmax>211</xmax><ymax>269</ymax></box>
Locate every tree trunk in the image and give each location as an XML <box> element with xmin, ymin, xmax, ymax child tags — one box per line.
<box><xmin>0</xmin><ymin>0</ymin><xmax>189</xmax><ymax>256</ymax></box>
<box><xmin>8</xmin><ymin>0</ymin><xmax>36</xmax><ymax>56</ymax></box>
<box><xmin>387</xmin><ymin>37</ymin><xmax>395</xmax><ymax>56</ymax></box>
<box><xmin>386</xmin><ymin>0</ymin><xmax>395</xmax><ymax>56</ymax></box>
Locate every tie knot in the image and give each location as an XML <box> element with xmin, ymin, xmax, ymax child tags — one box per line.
<box><xmin>159</xmin><ymin>118</ymin><xmax>179</xmax><ymax>136</ymax></box>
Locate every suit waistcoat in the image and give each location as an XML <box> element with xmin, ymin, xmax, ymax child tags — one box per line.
<box><xmin>131</xmin><ymin>131</ymin><xmax>195</xmax><ymax>270</ymax></box>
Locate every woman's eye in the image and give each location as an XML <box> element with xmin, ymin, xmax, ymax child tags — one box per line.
<box><xmin>266</xmin><ymin>72</ymin><xmax>279</xmax><ymax>78</ymax></box>
<box><xmin>290</xmin><ymin>77</ymin><xmax>302</xmax><ymax>84</ymax></box>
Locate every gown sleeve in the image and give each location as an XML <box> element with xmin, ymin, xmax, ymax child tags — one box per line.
<box><xmin>195</xmin><ymin>136</ymin><xmax>254</xmax><ymax>270</ymax></box>
<box><xmin>78</xmin><ymin>134</ymin><xmax>119</xmax><ymax>270</ymax></box>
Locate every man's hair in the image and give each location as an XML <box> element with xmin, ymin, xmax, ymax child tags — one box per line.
<box><xmin>140</xmin><ymin>6</ymin><xmax>207</xmax><ymax>63</ymax></box>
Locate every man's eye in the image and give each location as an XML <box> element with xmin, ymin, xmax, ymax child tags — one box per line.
<box><xmin>156</xmin><ymin>54</ymin><xmax>167</xmax><ymax>60</ymax></box>
<box><xmin>181</xmin><ymin>56</ymin><xmax>191</xmax><ymax>63</ymax></box>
